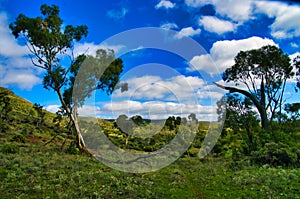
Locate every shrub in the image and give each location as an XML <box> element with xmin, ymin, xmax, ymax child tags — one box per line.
<box><xmin>11</xmin><ymin>133</ymin><xmax>26</xmax><ymax>143</ymax></box>
<box><xmin>1</xmin><ymin>142</ymin><xmax>19</xmax><ymax>154</ymax></box>
<box><xmin>65</xmin><ymin>142</ymin><xmax>80</xmax><ymax>155</ymax></box>
<box><xmin>251</xmin><ymin>142</ymin><xmax>300</xmax><ymax>167</ymax></box>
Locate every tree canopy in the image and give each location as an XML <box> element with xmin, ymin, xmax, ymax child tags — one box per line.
<box><xmin>215</xmin><ymin>45</ymin><xmax>295</xmax><ymax>131</ymax></box>
<box><xmin>9</xmin><ymin>4</ymin><xmax>124</xmax><ymax>151</ymax></box>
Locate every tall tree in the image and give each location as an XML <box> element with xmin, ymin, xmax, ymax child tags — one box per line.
<box><xmin>284</xmin><ymin>103</ymin><xmax>300</xmax><ymax>121</ymax></box>
<box><xmin>215</xmin><ymin>45</ymin><xmax>295</xmax><ymax>131</ymax></box>
<box><xmin>294</xmin><ymin>55</ymin><xmax>300</xmax><ymax>90</ymax></box>
<box><xmin>217</xmin><ymin>93</ymin><xmax>259</xmax><ymax>146</ymax></box>
<box><xmin>0</xmin><ymin>90</ymin><xmax>13</xmax><ymax>122</ymax></box>
<box><xmin>188</xmin><ymin>113</ymin><xmax>198</xmax><ymax>124</ymax></box>
<box><xmin>33</xmin><ymin>103</ymin><xmax>46</xmax><ymax>128</ymax></box>
<box><xmin>10</xmin><ymin>4</ymin><xmax>124</xmax><ymax>151</ymax></box>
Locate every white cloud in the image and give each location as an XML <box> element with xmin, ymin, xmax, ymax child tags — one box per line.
<box><xmin>254</xmin><ymin>1</ymin><xmax>300</xmax><ymax>39</ymax></box>
<box><xmin>45</xmin><ymin>105</ymin><xmax>60</xmax><ymax>114</ymax></box>
<box><xmin>199</xmin><ymin>16</ymin><xmax>237</xmax><ymax>35</ymax></box>
<box><xmin>174</xmin><ymin>27</ymin><xmax>201</xmax><ymax>39</ymax></box>
<box><xmin>213</xmin><ymin>0</ymin><xmax>253</xmax><ymax>22</ymax></box>
<box><xmin>185</xmin><ymin>0</ymin><xmax>253</xmax><ymax>23</ymax></box>
<box><xmin>98</xmin><ymin>73</ymin><xmax>225</xmax><ymax>120</ymax></box>
<box><xmin>290</xmin><ymin>52</ymin><xmax>300</xmax><ymax>61</ymax></box>
<box><xmin>0</xmin><ymin>13</ymin><xmax>29</xmax><ymax>57</ymax></box>
<box><xmin>188</xmin><ymin>36</ymin><xmax>277</xmax><ymax>74</ymax></box>
<box><xmin>0</xmin><ymin>12</ymin><xmax>42</xmax><ymax>90</ymax></box>
<box><xmin>155</xmin><ymin>0</ymin><xmax>176</xmax><ymax>9</ymax></box>
<box><xmin>0</xmin><ymin>69</ymin><xmax>41</xmax><ymax>90</ymax></box>
<box><xmin>160</xmin><ymin>22</ymin><xmax>178</xmax><ymax>30</ymax></box>
<box><xmin>72</xmin><ymin>42</ymin><xmax>125</xmax><ymax>57</ymax></box>
<box><xmin>101</xmin><ymin>99</ymin><xmax>217</xmax><ymax>120</ymax></box>
<box><xmin>112</xmin><ymin>75</ymin><xmax>208</xmax><ymax>103</ymax></box>
<box><xmin>46</xmin><ymin>104</ymin><xmax>101</xmax><ymax>116</ymax></box>
<box><xmin>185</xmin><ymin>0</ymin><xmax>212</xmax><ymax>7</ymax></box>
<box><xmin>184</xmin><ymin>0</ymin><xmax>300</xmax><ymax>39</ymax></box>
<box><xmin>107</xmin><ymin>8</ymin><xmax>128</xmax><ymax>20</ymax></box>
<box><xmin>291</xmin><ymin>43</ymin><xmax>299</xmax><ymax>48</ymax></box>
<box><xmin>78</xmin><ymin>105</ymin><xmax>101</xmax><ymax>116</ymax></box>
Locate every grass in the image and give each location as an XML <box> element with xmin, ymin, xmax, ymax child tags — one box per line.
<box><xmin>1</xmin><ymin>86</ymin><xmax>300</xmax><ymax>198</ymax></box>
<box><xmin>1</xmin><ymin>147</ymin><xmax>299</xmax><ymax>198</ymax></box>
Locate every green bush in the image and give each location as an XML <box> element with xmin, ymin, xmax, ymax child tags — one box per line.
<box><xmin>251</xmin><ymin>142</ymin><xmax>300</xmax><ymax>167</ymax></box>
<box><xmin>1</xmin><ymin>142</ymin><xmax>19</xmax><ymax>154</ymax></box>
<box><xmin>11</xmin><ymin>133</ymin><xmax>26</xmax><ymax>143</ymax></box>
<box><xmin>65</xmin><ymin>142</ymin><xmax>80</xmax><ymax>155</ymax></box>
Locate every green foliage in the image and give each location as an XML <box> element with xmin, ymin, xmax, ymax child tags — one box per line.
<box><xmin>294</xmin><ymin>55</ymin><xmax>300</xmax><ymax>90</ymax></box>
<box><xmin>216</xmin><ymin>93</ymin><xmax>260</xmax><ymax>156</ymax></box>
<box><xmin>69</xmin><ymin>49</ymin><xmax>124</xmax><ymax>108</ymax></box>
<box><xmin>220</xmin><ymin>45</ymin><xmax>296</xmax><ymax>131</ymax></box>
<box><xmin>10</xmin><ymin>4</ymin><xmax>88</xmax><ymax>67</ymax></box>
<box><xmin>251</xmin><ymin>142</ymin><xmax>300</xmax><ymax>167</ymax></box>
<box><xmin>10</xmin><ymin>4</ymin><xmax>125</xmax><ymax>151</ymax></box>
<box><xmin>0</xmin><ymin>89</ymin><xmax>13</xmax><ymax>121</ymax></box>
<box><xmin>10</xmin><ymin>133</ymin><xmax>27</xmax><ymax>143</ymax></box>
<box><xmin>0</xmin><ymin>86</ymin><xmax>73</xmax><ymax>151</ymax></box>
<box><xmin>66</xmin><ymin>142</ymin><xmax>80</xmax><ymax>155</ymax></box>
<box><xmin>1</xmin><ymin>150</ymin><xmax>299</xmax><ymax>198</ymax></box>
<box><xmin>1</xmin><ymin>142</ymin><xmax>19</xmax><ymax>154</ymax></box>
<box><xmin>284</xmin><ymin>102</ymin><xmax>300</xmax><ymax>121</ymax></box>
<box><xmin>188</xmin><ymin>113</ymin><xmax>198</xmax><ymax>123</ymax></box>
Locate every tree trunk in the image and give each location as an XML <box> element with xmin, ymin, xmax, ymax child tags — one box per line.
<box><xmin>259</xmin><ymin>77</ymin><xmax>269</xmax><ymax>131</ymax></box>
<box><xmin>56</xmin><ymin>89</ymin><xmax>88</xmax><ymax>152</ymax></box>
<box><xmin>72</xmin><ymin>105</ymin><xmax>87</xmax><ymax>151</ymax></box>
<box><xmin>214</xmin><ymin>82</ymin><xmax>270</xmax><ymax>131</ymax></box>
<box><xmin>259</xmin><ymin>107</ymin><xmax>269</xmax><ymax>131</ymax></box>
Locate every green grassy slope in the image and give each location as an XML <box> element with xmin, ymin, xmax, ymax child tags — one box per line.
<box><xmin>0</xmin><ymin>87</ymin><xmax>299</xmax><ymax>198</ymax></box>
<box><xmin>0</xmin><ymin>87</ymin><xmax>70</xmax><ymax>150</ymax></box>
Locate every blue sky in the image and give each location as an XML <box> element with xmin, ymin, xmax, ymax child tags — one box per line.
<box><xmin>0</xmin><ymin>0</ymin><xmax>300</xmax><ymax>120</ymax></box>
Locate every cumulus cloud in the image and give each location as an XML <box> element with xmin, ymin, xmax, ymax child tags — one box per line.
<box><xmin>185</xmin><ymin>0</ymin><xmax>211</xmax><ymax>7</ymax></box>
<box><xmin>174</xmin><ymin>27</ymin><xmax>201</xmax><ymax>39</ymax></box>
<box><xmin>78</xmin><ymin>105</ymin><xmax>102</xmax><ymax>116</ymax></box>
<box><xmin>0</xmin><ymin>13</ymin><xmax>28</xmax><ymax>57</ymax></box>
<box><xmin>199</xmin><ymin>16</ymin><xmax>237</xmax><ymax>34</ymax></box>
<box><xmin>188</xmin><ymin>36</ymin><xmax>276</xmax><ymax>74</ymax></box>
<box><xmin>0</xmin><ymin>12</ymin><xmax>41</xmax><ymax>90</ymax></box>
<box><xmin>101</xmin><ymin>99</ymin><xmax>218</xmax><ymax>120</ymax></box>
<box><xmin>185</xmin><ymin>0</ymin><xmax>300</xmax><ymax>39</ymax></box>
<box><xmin>254</xmin><ymin>1</ymin><xmax>300</xmax><ymax>39</ymax></box>
<box><xmin>185</xmin><ymin>0</ymin><xmax>254</xmax><ymax>23</ymax></box>
<box><xmin>45</xmin><ymin>105</ymin><xmax>61</xmax><ymax>114</ymax></box>
<box><xmin>160</xmin><ymin>22</ymin><xmax>178</xmax><ymax>30</ymax></box>
<box><xmin>155</xmin><ymin>0</ymin><xmax>176</xmax><ymax>9</ymax></box>
<box><xmin>45</xmin><ymin>104</ymin><xmax>101</xmax><ymax>116</ymax></box>
<box><xmin>72</xmin><ymin>42</ymin><xmax>125</xmax><ymax>57</ymax></box>
<box><xmin>0</xmin><ymin>70</ymin><xmax>41</xmax><ymax>90</ymax></box>
<box><xmin>212</xmin><ymin>0</ymin><xmax>253</xmax><ymax>22</ymax></box>
<box><xmin>112</xmin><ymin>75</ymin><xmax>207</xmax><ymax>102</ymax></box>
<box><xmin>107</xmin><ymin>8</ymin><xmax>128</xmax><ymax>20</ymax></box>
<box><xmin>93</xmin><ymin>73</ymin><xmax>224</xmax><ymax>120</ymax></box>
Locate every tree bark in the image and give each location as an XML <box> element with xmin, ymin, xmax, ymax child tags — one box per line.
<box><xmin>56</xmin><ymin>89</ymin><xmax>88</xmax><ymax>152</ymax></box>
<box><xmin>214</xmin><ymin>82</ymin><xmax>269</xmax><ymax>131</ymax></box>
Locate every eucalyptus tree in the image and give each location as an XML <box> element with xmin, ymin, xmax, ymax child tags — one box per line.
<box><xmin>217</xmin><ymin>93</ymin><xmax>259</xmax><ymax>147</ymax></box>
<box><xmin>10</xmin><ymin>4</ymin><xmax>124</xmax><ymax>151</ymax></box>
<box><xmin>295</xmin><ymin>55</ymin><xmax>300</xmax><ymax>90</ymax></box>
<box><xmin>215</xmin><ymin>45</ymin><xmax>295</xmax><ymax>131</ymax></box>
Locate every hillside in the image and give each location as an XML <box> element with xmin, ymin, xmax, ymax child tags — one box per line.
<box><xmin>0</xmin><ymin>87</ymin><xmax>300</xmax><ymax>198</ymax></box>
<box><xmin>0</xmin><ymin>87</ymin><xmax>70</xmax><ymax>151</ymax></box>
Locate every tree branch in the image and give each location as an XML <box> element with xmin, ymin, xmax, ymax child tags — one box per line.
<box><xmin>214</xmin><ymin>82</ymin><xmax>269</xmax><ymax>131</ymax></box>
<box><xmin>214</xmin><ymin>82</ymin><xmax>261</xmax><ymax>109</ymax></box>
